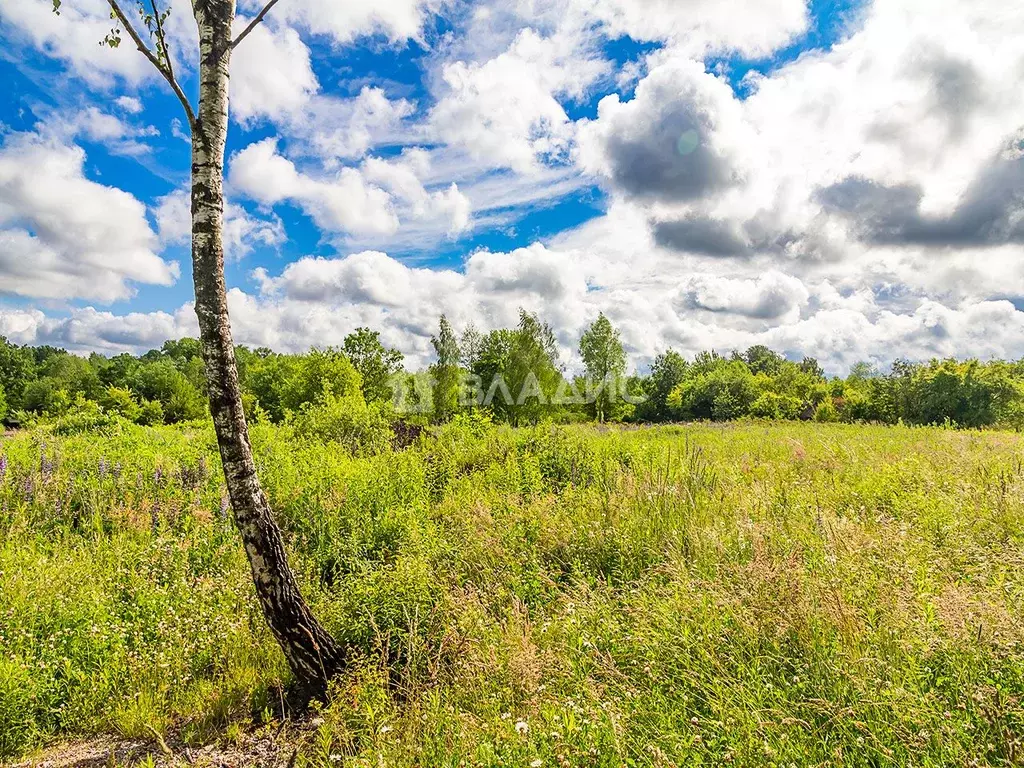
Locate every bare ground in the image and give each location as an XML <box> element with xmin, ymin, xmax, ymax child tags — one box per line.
<box><xmin>6</xmin><ymin>730</ymin><xmax>299</xmax><ymax>768</ymax></box>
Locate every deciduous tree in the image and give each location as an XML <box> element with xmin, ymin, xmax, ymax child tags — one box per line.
<box><xmin>579</xmin><ymin>313</ymin><xmax>626</xmax><ymax>423</ymax></box>
<box><xmin>431</xmin><ymin>315</ymin><xmax>462</xmax><ymax>422</ymax></box>
<box><xmin>53</xmin><ymin>0</ymin><xmax>346</xmax><ymax>692</ymax></box>
<box><xmin>343</xmin><ymin>328</ymin><xmax>404</xmax><ymax>404</ymax></box>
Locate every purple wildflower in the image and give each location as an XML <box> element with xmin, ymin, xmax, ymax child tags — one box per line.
<box><xmin>112</xmin><ymin>462</ymin><xmax>122</xmax><ymax>480</ymax></box>
<box><xmin>0</xmin><ymin>454</ymin><xmax>7</xmax><ymax>483</ymax></box>
<box><xmin>219</xmin><ymin>495</ymin><xmax>230</xmax><ymax>520</ymax></box>
<box><xmin>154</xmin><ymin>467</ymin><xmax>164</xmax><ymax>485</ymax></box>
<box><xmin>98</xmin><ymin>458</ymin><xmax>108</xmax><ymax>479</ymax></box>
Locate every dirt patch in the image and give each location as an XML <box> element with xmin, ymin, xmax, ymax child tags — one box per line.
<box><xmin>8</xmin><ymin>731</ymin><xmax>294</xmax><ymax>768</ymax></box>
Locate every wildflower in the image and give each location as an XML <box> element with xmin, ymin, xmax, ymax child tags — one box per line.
<box><xmin>154</xmin><ymin>467</ymin><xmax>164</xmax><ymax>485</ymax></box>
<box><xmin>0</xmin><ymin>453</ymin><xmax>7</xmax><ymax>483</ymax></box>
<box><xmin>98</xmin><ymin>458</ymin><xmax>108</xmax><ymax>478</ymax></box>
<box><xmin>530</xmin><ymin>761</ymin><xmax>543</xmax><ymax>767</ymax></box>
<box><xmin>219</xmin><ymin>496</ymin><xmax>230</xmax><ymax>519</ymax></box>
<box><xmin>515</xmin><ymin>720</ymin><xmax>529</xmax><ymax>735</ymax></box>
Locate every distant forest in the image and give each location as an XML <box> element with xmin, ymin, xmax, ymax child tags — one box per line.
<box><xmin>3</xmin><ymin>310</ymin><xmax>1024</xmax><ymax>434</ymax></box>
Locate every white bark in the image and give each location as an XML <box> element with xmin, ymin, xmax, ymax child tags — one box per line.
<box><xmin>188</xmin><ymin>0</ymin><xmax>345</xmax><ymax>691</ymax></box>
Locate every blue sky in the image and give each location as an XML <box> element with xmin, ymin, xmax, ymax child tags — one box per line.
<box><xmin>0</xmin><ymin>0</ymin><xmax>1022</xmax><ymax>372</ymax></box>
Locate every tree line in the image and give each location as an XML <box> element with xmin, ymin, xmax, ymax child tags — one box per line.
<box><xmin>3</xmin><ymin>312</ymin><xmax>1024</xmax><ymax>432</ymax></box>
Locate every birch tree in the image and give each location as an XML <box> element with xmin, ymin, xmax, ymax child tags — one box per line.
<box><xmin>53</xmin><ymin>0</ymin><xmax>347</xmax><ymax>693</ymax></box>
<box><xmin>579</xmin><ymin>313</ymin><xmax>626</xmax><ymax>423</ymax></box>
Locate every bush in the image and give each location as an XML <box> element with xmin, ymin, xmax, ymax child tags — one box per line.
<box><xmin>814</xmin><ymin>398</ymin><xmax>840</xmax><ymax>423</ymax></box>
<box><xmin>669</xmin><ymin>361</ymin><xmax>760</xmax><ymax>421</ymax></box>
<box><xmin>137</xmin><ymin>399</ymin><xmax>165</xmax><ymax>426</ymax></box>
<box><xmin>282</xmin><ymin>349</ymin><xmax>362</xmax><ymax>414</ymax></box>
<box><xmin>51</xmin><ymin>396</ymin><xmax>125</xmax><ymax>436</ymax></box>
<box><xmin>100</xmin><ymin>386</ymin><xmax>142</xmax><ymax>422</ymax></box>
<box><xmin>292</xmin><ymin>391</ymin><xmax>392</xmax><ymax>456</ymax></box>
<box><xmin>750</xmin><ymin>392</ymin><xmax>803</xmax><ymax>420</ymax></box>
<box><xmin>131</xmin><ymin>362</ymin><xmax>206</xmax><ymax>423</ymax></box>
<box><xmin>21</xmin><ymin>379</ymin><xmax>72</xmax><ymax>416</ymax></box>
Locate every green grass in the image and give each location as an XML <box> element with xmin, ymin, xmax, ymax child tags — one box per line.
<box><xmin>2</xmin><ymin>419</ymin><xmax>1024</xmax><ymax>765</ymax></box>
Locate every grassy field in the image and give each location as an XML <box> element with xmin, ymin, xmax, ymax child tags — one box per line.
<box><xmin>1</xmin><ymin>419</ymin><xmax>1023</xmax><ymax>766</ymax></box>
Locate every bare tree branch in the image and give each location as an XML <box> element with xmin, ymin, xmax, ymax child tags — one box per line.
<box><xmin>230</xmin><ymin>0</ymin><xmax>281</xmax><ymax>50</ymax></box>
<box><xmin>106</xmin><ymin>0</ymin><xmax>197</xmax><ymax>131</ymax></box>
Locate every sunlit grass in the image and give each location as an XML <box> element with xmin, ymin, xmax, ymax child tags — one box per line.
<box><xmin>1</xmin><ymin>420</ymin><xmax>1023</xmax><ymax>765</ymax></box>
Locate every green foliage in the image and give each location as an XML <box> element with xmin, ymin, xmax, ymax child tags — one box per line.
<box><xmin>137</xmin><ymin>398</ymin><xmax>165</xmax><ymax>426</ymax></box>
<box><xmin>291</xmin><ymin>390</ymin><xmax>393</xmax><ymax>456</ymax></box>
<box><xmin>100</xmin><ymin>386</ymin><xmax>142</xmax><ymax>422</ymax></box>
<box><xmin>22</xmin><ymin>378</ymin><xmax>72</xmax><ymax>416</ymax></box>
<box><xmin>668</xmin><ymin>359</ymin><xmax>760</xmax><ymax>420</ymax></box>
<box><xmin>459</xmin><ymin>323</ymin><xmax>484</xmax><ymax>369</ymax></box>
<box><xmin>7</xmin><ymin>333</ymin><xmax>1024</xmax><ymax>435</ymax></box>
<box><xmin>813</xmin><ymin>397</ymin><xmax>840</xmax><ymax>422</ymax></box>
<box><xmin>430</xmin><ymin>315</ymin><xmax>462</xmax><ymax>423</ymax></box>
<box><xmin>0</xmin><ymin>336</ymin><xmax>35</xmax><ymax>410</ymax></box>
<box><xmin>638</xmin><ymin>349</ymin><xmax>688</xmax><ymax>421</ymax></box>
<box><xmin>343</xmin><ymin>328</ymin><xmax>404</xmax><ymax>404</ymax></box>
<box><xmin>131</xmin><ymin>360</ymin><xmax>206</xmax><ymax>423</ymax></box>
<box><xmin>749</xmin><ymin>391</ymin><xmax>803</xmax><ymax>420</ymax></box>
<box><xmin>241</xmin><ymin>352</ymin><xmax>298</xmax><ymax>422</ymax></box>
<box><xmin>281</xmin><ymin>348</ymin><xmax>362</xmax><ymax>413</ymax></box>
<box><xmin>738</xmin><ymin>344</ymin><xmax>785</xmax><ymax>376</ymax></box>
<box><xmin>471</xmin><ymin>311</ymin><xmax>564</xmax><ymax>426</ymax></box>
<box><xmin>51</xmin><ymin>396</ymin><xmax>125</xmax><ymax>435</ymax></box>
<box><xmin>579</xmin><ymin>313</ymin><xmax>627</xmax><ymax>423</ymax></box>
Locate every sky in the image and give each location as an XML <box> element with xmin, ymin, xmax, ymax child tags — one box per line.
<box><xmin>0</xmin><ymin>0</ymin><xmax>1022</xmax><ymax>375</ymax></box>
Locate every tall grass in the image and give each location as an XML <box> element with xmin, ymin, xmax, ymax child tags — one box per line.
<box><xmin>1</xmin><ymin>420</ymin><xmax>1023</xmax><ymax>765</ymax></box>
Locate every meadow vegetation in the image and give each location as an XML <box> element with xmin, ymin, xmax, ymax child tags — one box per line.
<box><xmin>2</xmin><ymin>417</ymin><xmax>1023</xmax><ymax>765</ymax></box>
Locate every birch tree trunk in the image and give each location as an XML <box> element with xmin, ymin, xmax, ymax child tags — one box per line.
<box><xmin>190</xmin><ymin>0</ymin><xmax>345</xmax><ymax>693</ymax></box>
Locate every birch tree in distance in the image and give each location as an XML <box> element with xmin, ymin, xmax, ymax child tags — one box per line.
<box><xmin>52</xmin><ymin>0</ymin><xmax>347</xmax><ymax>693</ymax></box>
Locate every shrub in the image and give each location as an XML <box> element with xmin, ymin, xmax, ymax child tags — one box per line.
<box><xmin>137</xmin><ymin>399</ymin><xmax>165</xmax><ymax>426</ymax></box>
<box><xmin>21</xmin><ymin>379</ymin><xmax>72</xmax><ymax>416</ymax></box>
<box><xmin>100</xmin><ymin>386</ymin><xmax>142</xmax><ymax>422</ymax></box>
<box><xmin>131</xmin><ymin>362</ymin><xmax>206</xmax><ymax>423</ymax></box>
<box><xmin>282</xmin><ymin>349</ymin><xmax>362</xmax><ymax>414</ymax></box>
<box><xmin>51</xmin><ymin>396</ymin><xmax>125</xmax><ymax>435</ymax></box>
<box><xmin>669</xmin><ymin>361</ymin><xmax>760</xmax><ymax>421</ymax></box>
<box><xmin>754</xmin><ymin>392</ymin><xmax>803</xmax><ymax>420</ymax></box>
<box><xmin>814</xmin><ymin>398</ymin><xmax>840</xmax><ymax>423</ymax></box>
<box><xmin>292</xmin><ymin>391</ymin><xmax>392</xmax><ymax>456</ymax></box>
